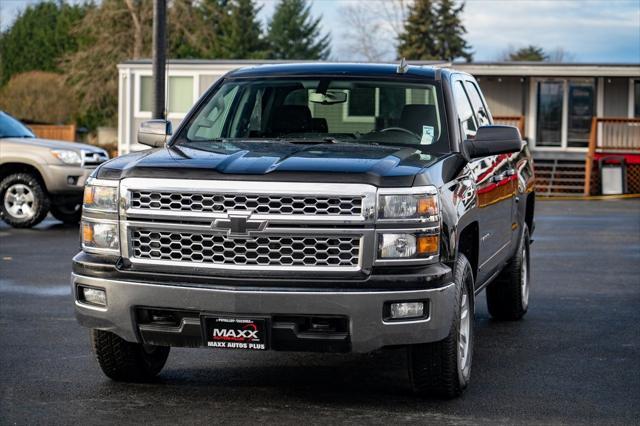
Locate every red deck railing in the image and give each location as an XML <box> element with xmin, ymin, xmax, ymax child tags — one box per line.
<box><xmin>584</xmin><ymin>117</ymin><xmax>640</xmax><ymax>195</ymax></box>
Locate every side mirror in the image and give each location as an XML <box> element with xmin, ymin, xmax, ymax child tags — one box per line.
<box><xmin>462</xmin><ymin>125</ymin><xmax>522</xmax><ymax>159</ymax></box>
<box><xmin>137</xmin><ymin>120</ymin><xmax>172</xmax><ymax>147</ymax></box>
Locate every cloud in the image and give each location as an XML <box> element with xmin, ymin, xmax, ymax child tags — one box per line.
<box><xmin>463</xmin><ymin>0</ymin><xmax>640</xmax><ymax>62</ymax></box>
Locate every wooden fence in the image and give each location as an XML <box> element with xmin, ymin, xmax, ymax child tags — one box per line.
<box><xmin>493</xmin><ymin>115</ymin><xmax>525</xmax><ymax>137</ymax></box>
<box><xmin>29</xmin><ymin>124</ymin><xmax>77</xmax><ymax>142</ymax></box>
<box><xmin>584</xmin><ymin>117</ymin><xmax>640</xmax><ymax>195</ymax></box>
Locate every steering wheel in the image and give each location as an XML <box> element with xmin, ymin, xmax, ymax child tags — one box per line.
<box><xmin>379</xmin><ymin>127</ymin><xmax>420</xmax><ymax>139</ymax></box>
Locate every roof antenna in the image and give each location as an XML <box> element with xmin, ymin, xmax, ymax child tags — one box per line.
<box><xmin>396</xmin><ymin>57</ymin><xmax>408</xmax><ymax>74</ymax></box>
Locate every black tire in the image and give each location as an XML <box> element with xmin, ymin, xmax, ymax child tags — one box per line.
<box><xmin>91</xmin><ymin>329</ymin><xmax>170</xmax><ymax>382</ymax></box>
<box><xmin>486</xmin><ymin>224</ymin><xmax>531</xmax><ymax>321</ymax></box>
<box><xmin>0</xmin><ymin>173</ymin><xmax>50</xmax><ymax>228</ymax></box>
<box><xmin>50</xmin><ymin>203</ymin><xmax>82</xmax><ymax>224</ymax></box>
<box><xmin>408</xmin><ymin>254</ymin><xmax>474</xmax><ymax>399</ymax></box>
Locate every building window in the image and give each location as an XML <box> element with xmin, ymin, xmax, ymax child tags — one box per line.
<box><xmin>168</xmin><ymin>76</ymin><xmax>194</xmax><ymax>114</ymax></box>
<box><xmin>140</xmin><ymin>76</ymin><xmax>153</xmax><ymax>113</ymax></box>
<box><xmin>536</xmin><ymin>81</ymin><xmax>563</xmax><ymax>147</ymax></box>
<box><xmin>139</xmin><ymin>75</ymin><xmax>194</xmax><ymax>115</ymax></box>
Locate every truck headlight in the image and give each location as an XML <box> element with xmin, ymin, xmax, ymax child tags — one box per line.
<box><xmin>83</xmin><ymin>184</ymin><xmax>118</xmax><ymax>212</ymax></box>
<box><xmin>378</xmin><ymin>233</ymin><xmax>439</xmax><ymax>259</ymax></box>
<box><xmin>378</xmin><ymin>191</ymin><xmax>438</xmax><ymax>221</ymax></box>
<box><xmin>82</xmin><ymin>221</ymin><xmax>119</xmax><ymax>253</ymax></box>
<box><xmin>51</xmin><ymin>149</ymin><xmax>82</xmax><ymax>165</ymax></box>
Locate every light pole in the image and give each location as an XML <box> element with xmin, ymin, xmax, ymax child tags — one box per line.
<box><xmin>152</xmin><ymin>0</ymin><xmax>167</xmax><ymax>120</ymax></box>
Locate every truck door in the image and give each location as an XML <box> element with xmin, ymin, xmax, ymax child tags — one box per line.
<box><xmin>453</xmin><ymin>79</ymin><xmax>516</xmax><ymax>283</ymax></box>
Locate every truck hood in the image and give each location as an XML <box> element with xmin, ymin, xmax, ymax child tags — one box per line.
<box><xmin>3</xmin><ymin>136</ymin><xmax>106</xmax><ymax>153</ymax></box>
<box><xmin>97</xmin><ymin>140</ymin><xmax>445</xmax><ymax>187</ymax></box>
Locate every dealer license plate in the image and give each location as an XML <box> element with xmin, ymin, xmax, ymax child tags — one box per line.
<box><xmin>203</xmin><ymin>316</ymin><xmax>268</xmax><ymax>351</ymax></box>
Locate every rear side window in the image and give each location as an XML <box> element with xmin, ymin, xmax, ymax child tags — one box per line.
<box><xmin>464</xmin><ymin>81</ymin><xmax>491</xmax><ymax>127</ymax></box>
<box><xmin>453</xmin><ymin>81</ymin><xmax>477</xmax><ymax>139</ymax></box>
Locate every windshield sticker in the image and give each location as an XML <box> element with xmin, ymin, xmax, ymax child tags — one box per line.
<box><xmin>421</xmin><ymin>125</ymin><xmax>435</xmax><ymax>145</ymax></box>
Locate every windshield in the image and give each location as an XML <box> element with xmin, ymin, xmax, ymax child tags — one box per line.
<box><xmin>0</xmin><ymin>112</ymin><xmax>34</xmax><ymax>138</ymax></box>
<box><xmin>176</xmin><ymin>77</ymin><xmax>449</xmax><ymax>152</ymax></box>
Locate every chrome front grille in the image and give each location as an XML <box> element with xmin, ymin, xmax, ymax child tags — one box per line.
<box><xmin>120</xmin><ymin>179</ymin><xmax>378</xmax><ymax>274</ymax></box>
<box><xmin>130</xmin><ymin>191</ymin><xmax>362</xmax><ymax>216</ymax></box>
<box><xmin>130</xmin><ymin>229</ymin><xmax>361</xmax><ymax>268</ymax></box>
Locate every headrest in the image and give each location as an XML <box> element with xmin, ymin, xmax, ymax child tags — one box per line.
<box><xmin>271</xmin><ymin>105</ymin><xmax>313</xmax><ymax>135</ymax></box>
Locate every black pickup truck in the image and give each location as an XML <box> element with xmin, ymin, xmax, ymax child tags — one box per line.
<box><xmin>73</xmin><ymin>63</ymin><xmax>535</xmax><ymax>398</ymax></box>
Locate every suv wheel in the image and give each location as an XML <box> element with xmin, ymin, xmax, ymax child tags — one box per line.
<box><xmin>51</xmin><ymin>203</ymin><xmax>82</xmax><ymax>224</ymax></box>
<box><xmin>0</xmin><ymin>173</ymin><xmax>50</xmax><ymax>228</ymax></box>
<box><xmin>486</xmin><ymin>224</ymin><xmax>531</xmax><ymax>320</ymax></box>
<box><xmin>408</xmin><ymin>253</ymin><xmax>474</xmax><ymax>398</ymax></box>
<box><xmin>91</xmin><ymin>329</ymin><xmax>170</xmax><ymax>382</ymax></box>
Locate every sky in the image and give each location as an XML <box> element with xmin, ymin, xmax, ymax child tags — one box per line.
<box><xmin>1</xmin><ymin>0</ymin><xmax>639</xmax><ymax>63</ymax></box>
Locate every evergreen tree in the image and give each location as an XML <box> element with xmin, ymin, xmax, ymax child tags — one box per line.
<box><xmin>397</xmin><ymin>0</ymin><xmax>473</xmax><ymax>62</ymax></box>
<box><xmin>0</xmin><ymin>1</ymin><xmax>87</xmax><ymax>84</ymax></box>
<box><xmin>434</xmin><ymin>0</ymin><xmax>472</xmax><ymax>62</ymax></box>
<box><xmin>397</xmin><ymin>0</ymin><xmax>438</xmax><ymax>60</ymax></box>
<box><xmin>168</xmin><ymin>0</ymin><xmax>210</xmax><ymax>59</ymax></box>
<box><xmin>267</xmin><ymin>0</ymin><xmax>330</xmax><ymax>60</ymax></box>
<box><xmin>218</xmin><ymin>0</ymin><xmax>268</xmax><ymax>59</ymax></box>
<box><xmin>198</xmin><ymin>0</ymin><xmax>231</xmax><ymax>58</ymax></box>
<box><xmin>507</xmin><ymin>45</ymin><xmax>548</xmax><ymax>62</ymax></box>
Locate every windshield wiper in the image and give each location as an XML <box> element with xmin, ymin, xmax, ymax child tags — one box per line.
<box><xmin>283</xmin><ymin>137</ymin><xmax>338</xmax><ymax>144</ymax></box>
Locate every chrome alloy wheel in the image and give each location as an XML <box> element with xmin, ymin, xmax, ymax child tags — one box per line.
<box><xmin>458</xmin><ymin>290</ymin><xmax>471</xmax><ymax>376</ymax></box>
<box><xmin>521</xmin><ymin>245</ymin><xmax>530</xmax><ymax>310</ymax></box>
<box><xmin>4</xmin><ymin>184</ymin><xmax>35</xmax><ymax>220</ymax></box>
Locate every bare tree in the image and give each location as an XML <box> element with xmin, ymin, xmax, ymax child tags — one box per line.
<box><xmin>340</xmin><ymin>0</ymin><xmax>410</xmax><ymax>61</ymax></box>
<box><xmin>124</xmin><ymin>0</ymin><xmax>144</xmax><ymax>59</ymax></box>
<box><xmin>340</xmin><ymin>2</ymin><xmax>389</xmax><ymax>61</ymax></box>
<box><xmin>379</xmin><ymin>0</ymin><xmax>411</xmax><ymax>39</ymax></box>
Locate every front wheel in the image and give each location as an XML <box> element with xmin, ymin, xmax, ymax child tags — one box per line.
<box><xmin>0</xmin><ymin>173</ymin><xmax>50</xmax><ymax>228</ymax></box>
<box><xmin>486</xmin><ymin>224</ymin><xmax>531</xmax><ymax>321</ymax></box>
<box><xmin>91</xmin><ymin>329</ymin><xmax>170</xmax><ymax>382</ymax></box>
<box><xmin>408</xmin><ymin>254</ymin><xmax>474</xmax><ymax>398</ymax></box>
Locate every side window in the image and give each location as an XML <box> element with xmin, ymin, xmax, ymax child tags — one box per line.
<box><xmin>453</xmin><ymin>81</ymin><xmax>477</xmax><ymax>139</ymax></box>
<box><xmin>464</xmin><ymin>81</ymin><xmax>491</xmax><ymax>127</ymax></box>
<box><xmin>188</xmin><ymin>85</ymin><xmax>239</xmax><ymax>140</ymax></box>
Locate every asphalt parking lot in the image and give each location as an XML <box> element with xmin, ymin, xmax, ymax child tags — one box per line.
<box><xmin>1</xmin><ymin>199</ymin><xmax>639</xmax><ymax>425</ymax></box>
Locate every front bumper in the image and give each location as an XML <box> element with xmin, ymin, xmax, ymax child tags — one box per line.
<box><xmin>44</xmin><ymin>165</ymin><xmax>94</xmax><ymax>194</ymax></box>
<box><xmin>72</xmin><ymin>273</ymin><xmax>457</xmax><ymax>353</ymax></box>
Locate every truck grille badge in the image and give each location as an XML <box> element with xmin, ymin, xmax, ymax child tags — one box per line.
<box><xmin>212</xmin><ymin>211</ymin><xmax>267</xmax><ymax>237</ymax></box>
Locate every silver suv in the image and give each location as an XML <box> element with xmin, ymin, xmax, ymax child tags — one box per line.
<box><xmin>0</xmin><ymin>111</ymin><xmax>109</xmax><ymax>228</ymax></box>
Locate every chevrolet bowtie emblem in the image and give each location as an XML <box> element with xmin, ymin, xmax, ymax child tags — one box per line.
<box><xmin>212</xmin><ymin>211</ymin><xmax>267</xmax><ymax>237</ymax></box>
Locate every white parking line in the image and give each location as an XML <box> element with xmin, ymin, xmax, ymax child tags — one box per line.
<box><xmin>0</xmin><ymin>279</ymin><xmax>69</xmax><ymax>296</ymax></box>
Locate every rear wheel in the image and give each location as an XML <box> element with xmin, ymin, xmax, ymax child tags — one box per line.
<box><xmin>408</xmin><ymin>254</ymin><xmax>474</xmax><ymax>398</ymax></box>
<box><xmin>486</xmin><ymin>224</ymin><xmax>531</xmax><ymax>321</ymax></box>
<box><xmin>0</xmin><ymin>173</ymin><xmax>50</xmax><ymax>228</ymax></box>
<box><xmin>91</xmin><ymin>329</ymin><xmax>170</xmax><ymax>382</ymax></box>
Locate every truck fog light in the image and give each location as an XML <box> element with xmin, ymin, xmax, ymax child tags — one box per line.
<box><xmin>390</xmin><ymin>302</ymin><xmax>424</xmax><ymax>319</ymax></box>
<box><xmin>79</xmin><ymin>286</ymin><xmax>107</xmax><ymax>307</ymax></box>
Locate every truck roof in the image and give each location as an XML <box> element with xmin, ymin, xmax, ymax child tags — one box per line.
<box><xmin>225</xmin><ymin>62</ymin><xmax>449</xmax><ymax>80</ymax></box>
